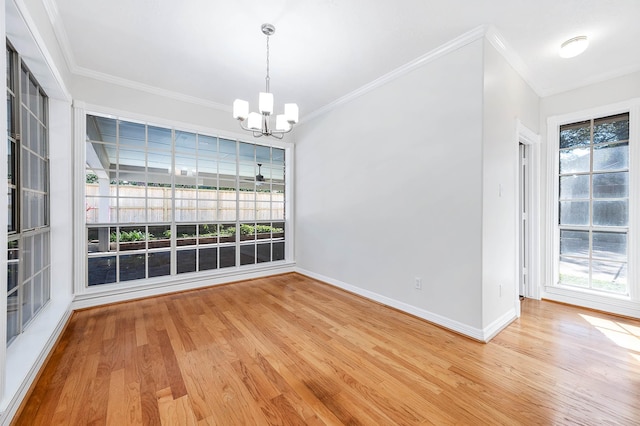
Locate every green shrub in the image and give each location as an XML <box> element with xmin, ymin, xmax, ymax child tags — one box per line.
<box><xmin>220</xmin><ymin>226</ymin><xmax>236</xmax><ymax>236</ymax></box>
<box><xmin>110</xmin><ymin>230</ymin><xmax>147</xmax><ymax>242</ymax></box>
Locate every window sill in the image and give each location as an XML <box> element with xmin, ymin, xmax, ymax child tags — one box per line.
<box><xmin>73</xmin><ymin>260</ymin><xmax>297</xmax><ymax>310</ymax></box>
<box><xmin>543</xmin><ymin>285</ymin><xmax>640</xmax><ymax>318</ymax></box>
<box><xmin>1</xmin><ymin>294</ymin><xmax>73</xmax><ymax>413</ymax></box>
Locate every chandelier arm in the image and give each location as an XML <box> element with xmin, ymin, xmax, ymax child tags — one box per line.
<box><xmin>237</xmin><ymin>121</ymin><xmax>251</xmax><ymax>132</ymax></box>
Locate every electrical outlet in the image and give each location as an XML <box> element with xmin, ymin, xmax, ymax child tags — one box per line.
<box><xmin>415</xmin><ymin>277</ymin><xmax>422</xmax><ymax>290</ymax></box>
<box><xmin>499</xmin><ymin>284</ymin><xmax>503</xmax><ymax>297</ymax></box>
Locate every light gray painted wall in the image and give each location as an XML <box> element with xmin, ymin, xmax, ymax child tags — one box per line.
<box><xmin>541</xmin><ymin>71</ymin><xmax>640</xmax><ymax>119</ymax></box>
<box><xmin>481</xmin><ymin>39</ymin><xmax>539</xmax><ymax>327</ymax></box>
<box><xmin>295</xmin><ymin>40</ymin><xmax>485</xmax><ymax>328</ymax></box>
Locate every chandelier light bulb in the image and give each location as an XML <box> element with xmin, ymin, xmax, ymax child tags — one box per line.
<box><xmin>247</xmin><ymin>112</ymin><xmax>262</xmax><ymax>131</ymax></box>
<box><xmin>284</xmin><ymin>103</ymin><xmax>299</xmax><ymax>124</ymax></box>
<box><xmin>275</xmin><ymin>114</ymin><xmax>291</xmax><ymax>132</ymax></box>
<box><xmin>233</xmin><ymin>99</ymin><xmax>249</xmax><ymax>120</ymax></box>
<box><xmin>258</xmin><ymin>92</ymin><xmax>274</xmax><ymax>115</ymax></box>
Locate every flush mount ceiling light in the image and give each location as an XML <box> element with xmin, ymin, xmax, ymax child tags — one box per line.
<box><xmin>559</xmin><ymin>36</ymin><xmax>589</xmax><ymax>58</ymax></box>
<box><xmin>232</xmin><ymin>23</ymin><xmax>299</xmax><ymax>139</ymax></box>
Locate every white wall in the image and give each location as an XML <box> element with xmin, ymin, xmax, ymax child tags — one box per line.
<box><xmin>481</xmin><ymin>40</ymin><xmax>539</xmax><ymax>329</ymax></box>
<box><xmin>295</xmin><ymin>39</ymin><xmax>485</xmax><ymax>331</ymax></box>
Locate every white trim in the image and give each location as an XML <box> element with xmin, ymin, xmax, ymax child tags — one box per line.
<box><xmin>72</xmin><ymin>103</ymin><xmax>86</xmax><ymax>296</ymax></box>
<box><xmin>284</xmin><ymin>146</ymin><xmax>295</xmax><ymax>262</ymax></box>
<box><xmin>41</xmin><ymin>0</ymin><xmax>75</xmax><ymax>76</ymax></box>
<box><xmin>516</xmin><ymin>120</ymin><xmax>542</xmax><ymax>302</ymax></box>
<box><xmin>485</xmin><ymin>27</ymin><xmax>543</xmax><ymax>97</ymax></box>
<box><xmin>543</xmin><ymin>286</ymin><xmax>640</xmax><ymax>318</ymax></box>
<box><xmin>483</xmin><ymin>307</ymin><xmax>518</xmax><ymax>341</ymax></box>
<box><xmin>517</xmin><ymin>119</ymin><xmax>541</xmax><ymax>146</ymax></box>
<box><xmin>545</xmin><ymin>99</ymin><xmax>640</xmax><ymax>319</ymax></box>
<box><xmin>296</xmin><ymin>268</ymin><xmax>515</xmax><ymax>342</ymax></box>
<box><xmin>548</xmin><ymin>99</ymin><xmax>640</xmax><ymax>127</ymax></box>
<box><xmin>6</xmin><ymin>0</ymin><xmax>71</xmax><ymax>101</ymax></box>
<box><xmin>629</xmin><ymin>104</ymin><xmax>640</xmax><ymax>302</ymax></box>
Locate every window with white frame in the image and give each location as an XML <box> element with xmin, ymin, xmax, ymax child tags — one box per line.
<box><xmin>557</xmin><ymin>113</ymin><xmax>629</xmax><ymax>295</ymax></box>
<box><xmin>6</xmin><ymin>42</ymin><xmax>51</xmax><ymax>344</ymax></box>
<box><xmin>85</xmin><ymin>114</ymin><xmax>286</xmax><ymax>286</ymax></box>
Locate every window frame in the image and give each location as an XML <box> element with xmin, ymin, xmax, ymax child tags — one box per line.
<box><xmin>557</xmin><ymin>113</ymin><xmax>629</xmax><ymax>295</ymax></box>
<box><xmin>6</xmin><ymin>42</ymin><xmax>51</xmax><ymax>345</ymax></box>
<box><xmin>77</xmin><ymin>107</ymin><xmax>294</xmax><ymax>294</ymax></box>
<box><xmin>546</xmin><ymin>100</ymin><xmax>640</xmax><ymax>315</ymax></box>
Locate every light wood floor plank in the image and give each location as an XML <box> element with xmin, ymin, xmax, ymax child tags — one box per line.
<box><xmin>12</xmin><ymin>273</ymin><xmax>640</xmax><ymax>425</ymax></box>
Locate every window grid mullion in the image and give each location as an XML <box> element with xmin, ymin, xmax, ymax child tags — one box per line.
<box><xmin>589</xmin><ymin>118</ymin><xmax>594</xmax><ymax>289</ymax></box>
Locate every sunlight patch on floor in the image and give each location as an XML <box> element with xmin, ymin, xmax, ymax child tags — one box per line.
<box><xmin>580</xmin><ymin>314</ymin><xmax>640</xmax><ymax>356</ymax></box>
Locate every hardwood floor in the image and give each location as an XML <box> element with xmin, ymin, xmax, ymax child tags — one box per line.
<box><xmin>13</xmin><ymin>273</ymin><xmax>640</xmax><ymax>425</ymax></box>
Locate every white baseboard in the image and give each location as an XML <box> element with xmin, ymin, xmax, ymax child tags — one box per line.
<box><xmin>73</xmin><ymin>263</ymin><xmax>296</xmax><ymax>310</ymax></box>
<box><xmin>483</xmin><ymin>307</ymin><xmax>518</xmax><ymax>341</ymax></box>
<box><xmin>296</xmin><ymin>268</ymin><xmax>514</xmax><ymax>342</ymax></box>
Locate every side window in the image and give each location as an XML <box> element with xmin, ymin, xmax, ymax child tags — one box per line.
<box><xmin>6</xmin><ymin>42</ymin><xmax>51</xmax><ymax>345</ymax></box>
<box><xmin>557</xmin><ymin>113</ymin><xmax>629</xmax><ymax>295</ymax></box>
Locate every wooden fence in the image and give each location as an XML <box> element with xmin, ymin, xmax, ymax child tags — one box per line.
<box><xmin>85</xmin><ymin>184</ymin><xmax>284</xmax><ymax>223</ymax></box>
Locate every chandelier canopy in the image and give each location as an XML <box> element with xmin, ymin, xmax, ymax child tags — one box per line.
<box><xmin>232</xmin><ymin>23</ymin><xmax>299</xmax><ymax>139</ymax></box>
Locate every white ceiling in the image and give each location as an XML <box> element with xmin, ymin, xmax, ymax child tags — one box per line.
<box><xmin>46</xmin><ymin>0</ymin><xmax>640</xmax><ymax>119</ymax></box>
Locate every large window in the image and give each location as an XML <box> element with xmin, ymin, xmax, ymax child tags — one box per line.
<box><xmin>557</xmin><ymin>113</ymin><xmax>629</xmax><ymax>295</ymax></box>
<box><xmin>6</xmin><ymin>43</ymin><xmax>51</xmax><ymax>344</ymax></box>
<box><xmin>85</xmin><ymin>114</ymin><xmax>286</xmax><ymax>286</ymax></box>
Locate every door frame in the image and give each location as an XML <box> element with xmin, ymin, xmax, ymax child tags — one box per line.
<box><xmin>516</xmin><ymin>120</ymin><xmax>541</xmax><ymax>303</ymax></box>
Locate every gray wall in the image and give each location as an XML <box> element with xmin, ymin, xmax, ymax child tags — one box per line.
<box><xmin>295</xmin><ymin>39</ymin><xmax>486</xmax><ymax>330</ymax></box>
<box><xmin>481</xmin><ymin>39</ymin><xmax>539</xmax><ymax>327</ymax></box>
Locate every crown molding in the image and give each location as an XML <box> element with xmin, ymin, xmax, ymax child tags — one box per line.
<box><xmin>303</xmin><ymin>25</ymin><xmax>489</xmax><ymax>123</ymax></box>
<box><xmin>41</xmin><ymin>0</ymin><xmax>230</xmax><ymax>112</ymax></box>
<box><xmin>484</xmin><ymin>25</ymin><xmax>543</xmax><ymax>97</ymax></box>
<box><xmin>303</xmin><ymin>25</ymin><xmax>548</xmax><ymax>123</ymax></box>
<box><xmin>73</xmin><ymin>65</ymin><xmax>231</xmax><ymax>111</ymax></box>
<box><xmin>41</xmin><ymin>0</ymin><xmax>75</xmax><ymax>75</ymax></box>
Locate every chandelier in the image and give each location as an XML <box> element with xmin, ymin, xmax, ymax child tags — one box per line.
<box><xmin>232</xmin><ymin>23</ymin><xmax>299</xmax><ymax>139</ymax></box>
